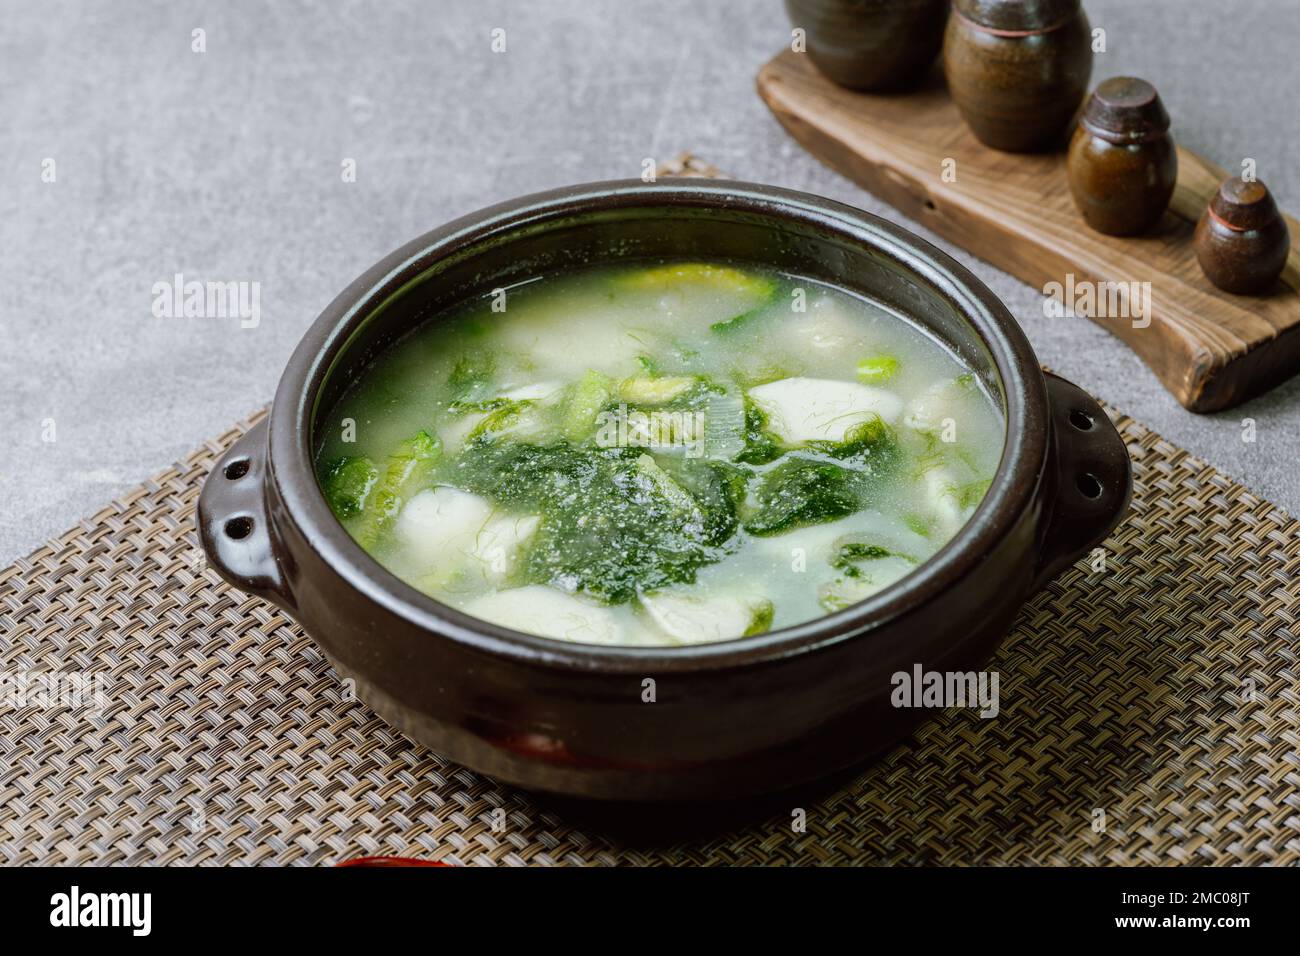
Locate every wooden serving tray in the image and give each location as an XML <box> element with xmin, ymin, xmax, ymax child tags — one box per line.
<box><xmin>757</xmin><ymin>50</ymin><xmax>1300</xmax><ymax>412</ymax></box>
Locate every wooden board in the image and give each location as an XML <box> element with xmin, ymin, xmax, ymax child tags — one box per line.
<box><xmin>757</xmin><ymin>51</ymin><xmax>1300</xmax><ymax>413</ymax></box>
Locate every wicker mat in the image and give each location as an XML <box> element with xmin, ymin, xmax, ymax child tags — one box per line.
<box><xmin>4</xmin><ymin>173</ymin><xmax>1300</xmax><ymax>867</ymax></box>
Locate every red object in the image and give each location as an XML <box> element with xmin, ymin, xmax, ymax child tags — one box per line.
<box><xmin>336</xmin><ymin>856</ymin><xmax>451</xmax><ymax>867</ymax></box>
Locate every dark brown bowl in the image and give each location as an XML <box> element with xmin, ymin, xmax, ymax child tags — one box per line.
<box><xmin>198</xmin><ymin>180</ymin><xmax>1131</xmax><ymax>801</ymax></box>
<box><xmin>785</xmin><ymin>0</ymin><xmax>950</xmax><ymax>91</ymax></box>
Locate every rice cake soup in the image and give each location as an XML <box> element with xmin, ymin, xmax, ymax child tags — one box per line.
<box><xmin>315</xmin><ymin>262</ymin><xmax>1005</xmax><ymax>646</ymax></box>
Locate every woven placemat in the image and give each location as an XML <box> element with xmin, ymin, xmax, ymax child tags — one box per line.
<box><xmin>4</xmin><ymin>163</ymin><xmax>1299</xmax><ymax>866</ymax></box>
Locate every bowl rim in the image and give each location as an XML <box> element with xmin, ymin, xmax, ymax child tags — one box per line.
<box><xmin>269</xmin><ymin>179</ymin><xmax>1049</xmax><ymax>674</ymax></box>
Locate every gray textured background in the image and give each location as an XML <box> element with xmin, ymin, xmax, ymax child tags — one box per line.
<box><xmin>2</xmin><ymin>0</ymin><xmax>1297</xmax><ymax>563</ymax></box>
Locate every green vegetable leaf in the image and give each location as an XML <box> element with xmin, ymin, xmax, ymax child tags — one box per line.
<box><xmin>617</xmin><ymin>375</ymin><xmax>695</xmax><ymax>405</ymax></box>
<box><xmin>903</xmin><ymin>513</ymin><xmax>933</xmax><ymax>538</ymax></box>
<box><xmin>562</xmin><ymin>369</ymin><xmax>613</xmax><ymax>442</ymax></box>
<box><xmin>355</xmin><ymin>430</ymin><xmax>442</xmax><ymax>547</ymax></box>
<box><xmin>617</xmin><ymin>263</ymin><xmax>777</xmax><ymax>301</ymax></box>
<box><xmin>467</xmin><ymin>400</ymin><xmax>534</xmax><ymax>441</ymax></box>
<box><xmin>709</xmin><ymin>282</ymin><xmax>784</xmax><ymax>336</ymax></box>
<box><xmin>857</xmin><ymin>355</ymin><xmax>899</xmax><ymax>384</ymax></box>
<box><xmin>448</xmin><ymin>350</ymin><xmax>497</xmax><ymax>400</ymax></box>
<box><xmin>710</xmin><ymin>303</ymin><xmax>768</xmax><ymax>336</ymax></box>
<box><xmin>744</xmin><ymin>600</ymin><xmax>775</xmax><ymax>636</ymax></box>
<box><xmin>322</xmin><ymin>456</ymin><xmax>379</xmax><ymax>520</ymax></box>
<box><xmin>448</xmin><ymin>396</ymin><xmax>513</xmax><ymax>415</ymax></box>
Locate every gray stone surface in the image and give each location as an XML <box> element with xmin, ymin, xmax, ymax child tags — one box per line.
<box><xmin>2</xmin><ymin>0</ymin><xmax>1297</xmax><ymax>563</ymax></box>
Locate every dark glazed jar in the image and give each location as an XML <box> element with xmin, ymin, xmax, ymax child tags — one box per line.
<box><xmin>785</xmin><ymin>0</ymin><xmax>950</xmax><ymax>91</ymax></box>
<box><xmin>1067</xmin><ymin>77</ymin><xmax>1177</xmax><ymax>236</ymax></box>
<box><xmin>1195</xmin><ymin>177</ymin><xmax>1291</xmax><ymax>295</ymax></box>
<box><xmin>944</xmin><ymin>0</ymin><xmax>1093</xmax><ymax>152</ymax></box>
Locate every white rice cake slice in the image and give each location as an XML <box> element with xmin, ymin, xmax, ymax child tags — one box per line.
<box><xmin>491</xmin><ymin>292</ymin><xmax>660</xmax><ymax>379</ymax></box>
<box><xmin>395</xmin><ymin>486</ymin><xmax>538</xmax><ymax>583</ymax></box>
<box><xmin>819</xmin><ymin>555</ymin><xmax>918</xmax><ymax>612</ymax></box>
<box><xmin>903</xmin><ymin>378</ymin><xmax>969</xmax><ymax>435</ymax></box>
<box><xmin>463</xmin><ymin>585</ymin><xmax>623</xmax><ymax>645</ymax></box>
<box><xmin>466</xmin><ymin>513</ymin><xmax>541</xmax><ymax>585</ymax></box>
<box><xmin>747</xmin><ymin>377</ymin><xmax>902</xmax><ymax>445</ymax></box>
<box><xmin>640</xmin><ymin>592</ymin><xmax>772</xmax><ymax>645</ymax></box>
<box><xmin>921</xmin><ymin>466</ymin><xmax>976</xmax><ymax>536</ymax></box>
<box><xmin>751</xmin><ymin>512</ymin><xmax>931</xmax><ymax>563</ymax></box>
<box><xmin>783</xmin><ymin>294</ymin><xmax>870</xmax><ymax>354</ymax></box>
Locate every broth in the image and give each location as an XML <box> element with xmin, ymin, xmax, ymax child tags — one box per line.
<box><xmin>315</xmin><ymin>261</ymin><xmax>1005</xmax><ymax>646</ymax></box>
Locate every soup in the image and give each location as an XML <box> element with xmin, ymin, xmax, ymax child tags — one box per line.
<box><xmin>314</xmin><ymin>261</ymin><xmax>1004</xmax><ymax>646</ymax></box>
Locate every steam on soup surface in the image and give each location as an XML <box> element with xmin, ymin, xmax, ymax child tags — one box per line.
<box><xmin>315</xmin><ymin>262</ymin><xmax>1004</xmax><ymax>646</ymax></box>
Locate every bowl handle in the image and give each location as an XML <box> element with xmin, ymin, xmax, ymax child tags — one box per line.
<box><xmin>1033</xmin><ymin>372</ymin><xmax>1133</xmax><ymax>590</ymax></box>
<box><xmin>196</xmin><ymin>417</ymin><xmax>297</xmax><ymax>612</ymax></box>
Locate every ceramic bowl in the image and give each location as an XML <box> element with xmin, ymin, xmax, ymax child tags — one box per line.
<box><xmin>198</xmin><ymin>180</ymin><xmax>1131</xmax><ymax>800</ymax></box>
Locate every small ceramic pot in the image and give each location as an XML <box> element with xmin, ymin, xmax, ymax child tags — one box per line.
<box><xmin>1067</xmin><ymin>77</ymin><xmax>1177</xmax><ymax>236</ymax></box>
<box><xmin>944</xmin><ymin>0</ymin><xmax>1094</xmax><ymax>152</ymax></box>
<box><xmin>1195</xmin><ymin>177</ymin><xmax>1291</xmax><ymax>295</ymax></box>
<box><xmin>785</xmin><ymin>0</ymin><xmax>949</xmax><ymax>91</ymax></box>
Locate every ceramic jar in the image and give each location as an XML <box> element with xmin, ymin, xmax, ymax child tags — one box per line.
<box><xmin>785</xmin><ymin>0</ymin><xmax>950</xmax><ymax>91</ymax></box>
<box><xmin>1067</xmin><ymin>77</ymin><xmax>1177</xmax><ymax>236</ymax></box>
<box><xmin>1195</xmin><ymin>177</ymin><xmax>1291</xmax><ymax>295</ymax></box>
<box><xmin>944</xmin><ymin>0</ymin><xmax>1094</xmax><ymax>152</ymax></box>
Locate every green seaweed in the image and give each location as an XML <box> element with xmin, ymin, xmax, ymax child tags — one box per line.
<box><xmin>819</xmin><ymin>542</ymin><xmax>919</xmax><ymax>611</ymax></box>
<box><xmin>733</xmin><ymin>399</ymin><xmax>783</xmax><ymax>465</ymax></box>
<box><xmin>834</xmin><ymin>543</ymin><xmax>893</xmax><ymax>565</ymax></box>
<box><xmin>742</xmin><ymin>458</ymin><xmax>867</xmax><ymax>537</ymax></box>
<box><xmin>451</xmin><ymin>440</ymin><xmax>743</xmax><ymax>603</ymax></box>
<box><xmin>955</xmin><ymin>477</ymin><xmax>993</xmax><ymax>510</ymax></box>
<box><xmin>831</xmin><ymin>542</ymin><xmax>915</xmax><ymax>578</ymax></box>
<box><xmin>909</xmin><ymin>435</ymin><xmax>949</xmax><ymax>479</ymax></box>
<box><xmin>808</xmin><ymin>415</ymin><xmax>899</xmax><ymax>470</ymax></box>
<box><xmin>450</xmin><ymin>440</ymin><xmax>596</xmax><ymax>509</ymax></box>
<box><xmin>659</xmin><ymin>458</ymin><xmax>752</xmax><ymax>547</ymax></box>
